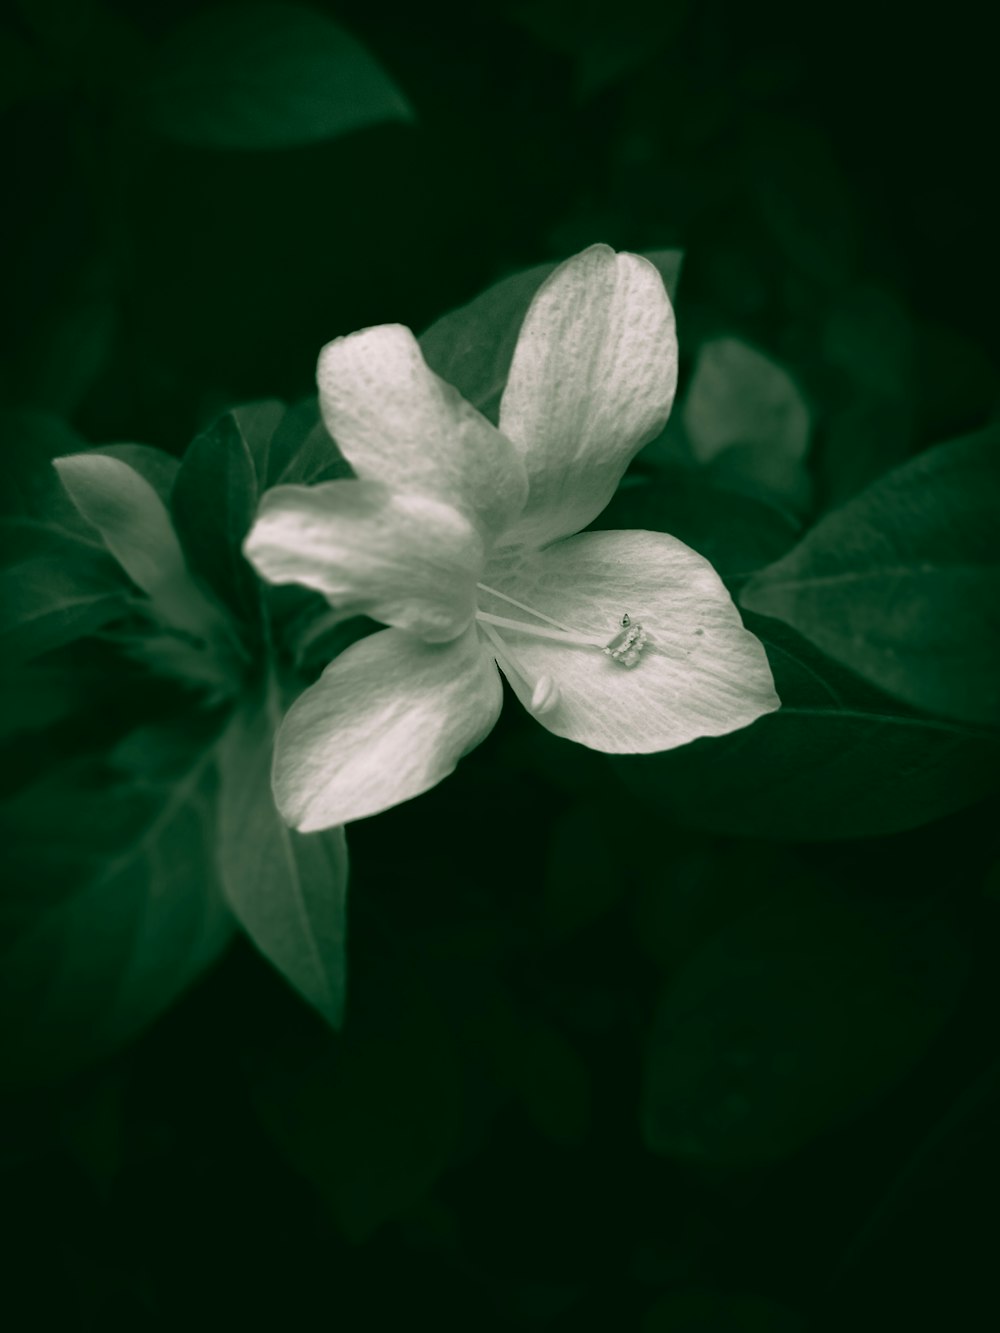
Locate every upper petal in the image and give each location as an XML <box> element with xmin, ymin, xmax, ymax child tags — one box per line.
<box><xmin>498</xmin><ymin>245</ymin><xmax>678</xmax><ymax>549</ymax></box>
<box><xmin>317</xmin><ymin>323</ymin><xmax>529</xmax><ymax>538</ymax></box>
<box><xmin>273</xmin><ymin>624</ymin><xmax>503</xmax><ymax>829</ymax></box>
<box><xmin>244</xmin><ymin>478</ymin><xmax>483</xmax><ymax>642</ymax></box>
<box><xmin>481</xmin><ymin>529</ymin><xmax>779</xmax><ymax>752</ymax></box>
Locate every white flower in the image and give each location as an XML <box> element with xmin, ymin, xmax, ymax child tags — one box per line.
<box><xmin>244</xmin><ymin>245</ymin><xmax>779</xmax><ymax>829</ymax></box>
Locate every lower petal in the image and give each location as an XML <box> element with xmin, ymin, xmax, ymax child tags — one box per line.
<box><xmin>244</xmin><ymin>479</ymin><xmax>483</xmax><ymax>642</ymax></box>
<box><xmin>273</xmin><ymin>625</ymin><xmax>503</xmax><ymax>829</ymax></box>
<box><xmin>482</xmin><ymin>530</ymin><xmax>779</xmax><ymax>753</ymax></box>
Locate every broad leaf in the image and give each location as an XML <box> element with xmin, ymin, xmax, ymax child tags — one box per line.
<box><xmin>612</xmin><ymin>619</ymin><xmax>1000</xmax><ymax>840</ymax></box>
<box><xmin>55</xmin><ymin>452</ymin><xmax>225</xmax><ymax>640</ymax></box>
<box><xmin>0</xmin><ymin>517</ymin><xmax>133</xmax><ymax>662</ymax></box>
<box><xmin>214</xmin><ymin>397</ymin><xmax>349</xmax><ymax>494</ymax></box>
<box><xmin>94</xmin><ymin>443</ymin><xmax>181</xmax><ymax>501</ymax></box>
<box><xmin>680</xmin><ymin>335</ymin><xmax>812</xmax><ymax>510</ymax></box>
<box><xmin>683</xmin><ymin>337</ymin><xmax>810</xmax><ymax>462</ymax></box>
<box><xmin>819</xmin><ymin>396</ymin><xmax>915</xmax><ymax>509</ymax></box>
<box><xmin>171</xmin><ymin>409</ymin><xmax>261</xmax><ymax>630</ymax></box>
<box><xmin>0</xmin><ymin>639</ymin><xmax>148</xmax><ymax>742</ymax></box>
<box><xmin>643</xmin><ymin>248</ymin><xmax>685</xmax><ymax>303</ymax></box>
<box><xmin>593</xmin><ymin>464</ymin><xmax>802</xmax><ymax>583</ymax></box>
<box><xmin>252</xmin><ymin>395</ymin><xmax>351</xmax><ymax>490</ymax></box>
<box><xmin>642</xmin><ymin>884</ymin><xmax>967</xmax><ymax>1164</ymax></box>
<box><xmin>420</xmin><ymin>248</ymin><xmax>683</xmax><ymax>423</ymax></box>
<box><xmin>144</xmin><ymin>3</ymin><xmax>413</xmax><ymax>150</ymax></box>
<box><xmin>741</xmin><ymin>425</ymin><xmax>1000</xmax><ymax>725</ymax></box>
<box><xmin>217</xmin><ymin>690</ymin><xmax>348</xmax><ymax>1028</ymax></box>
<box><xmin>0</xmin><ymin>738</ymin><xmax>234</xmax><ymax>1086</ymax></box>
<box><xmin>229</xmin><ymin>398</ymin><xmax>286</xmax><ymax>487</ymax></box>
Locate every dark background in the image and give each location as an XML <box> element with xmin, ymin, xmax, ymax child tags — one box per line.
<box><xmin>3</xmin><ymin>1</ymin><xmax>999</xmax><ymax>1329</ymax></box>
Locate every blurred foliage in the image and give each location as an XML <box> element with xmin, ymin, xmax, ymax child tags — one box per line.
<box><xmin>2</xmin><ymin>0</ymin><xmax>999</xmax><ymax>1329</ymax></box>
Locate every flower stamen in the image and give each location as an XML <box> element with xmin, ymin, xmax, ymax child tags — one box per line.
<box><xmin>476</xmin><ymin>582</ymin><xmax>593</xmax><ymax>637</ymax></box>
<box><xmin>476</xmin><ymin>584</ymin><xmax>649</xmax><ymax>666</ymax></box>
<box><xmin>475</xmin><ymin>610</ymin><xmax>605</xmax><ymax>647</ymax></box>
<box><xmin>603</xmin><ymin>619</ymin><xmax>648</xmax><ymax>667</ymax></box>
<box><xmin>479</xmin><ymin>621</ymin><xmax>560</xmax><ymax>715</ymax></box>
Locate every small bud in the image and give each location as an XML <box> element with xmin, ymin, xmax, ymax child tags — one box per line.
<box><xmin>530</xmin><ymin>674</ymin><xmax>560</xmax><ymax>715</ymax></box>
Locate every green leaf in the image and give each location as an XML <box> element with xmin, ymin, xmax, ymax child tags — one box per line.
<box><xmin>93</xmin><ymin>443</ymin><xmax>181</xmax><ymax>502</ymax></box>
<box><xmin>642</xmin><ymin>885</ymin><xmax>967</xmax><ymax>1164</ymax></box>
<box><xmin>211</xmin><ymin>396</ymin><xmax>349</xmax><ymax>493</ymax></box>
<box><xmin>683</xmin><ymin>337</ymin><xmax>811</xmax><ymax>463</ymax></box>
<box><xmin>593</xmin><ymin>464</ymin><xmax>802</xmax><ymax>583</ymax></box>
<box><xmin>0</xmin><ymin>740</ymin><xmax>234</xmax><ymax>1086</ymax></box>
<box><xmin>612</xmin><ymin>619</ymin><xmax>1000</xmax><ymax>840</ymax></box>
<box><xmin>819</xmin><ymin>397</ymin><xmax>916</xmax><ymax>510</ymax></box>
<box><xmin>680</xmin><ymin>335</ymin><xmax>812</xmax><ymax>510</ymax></box>
<box><xmin>217</xmin><ymin>689</ymin><xmax>348</xmax><ymax>1028</ymax></box>
<box><xmin>640</xmin><ymin>248</ymin><xmax>685</xmax><ymax>302</ymax></box>
<box><xmin>53</xmin><ymin>449</ymin><xmax>246</xmax><ymax>696</ymax></box>
<box><xmin>55</xmin><ymin>452</ymin><xmax>227</xmax><ymax>640</ymax></box>
<box><xmin>144</xmin><ymin>2</ymin><xmax>412</xmax><ymax>151</ymax></box>
<box><xmin>741</xmin><ymin>424</ymin><xmax>1000</xmax><ymax>726</ymax></box>
<box><xmin>420</xmin><ymin>248</ymin><xmax>683</xmax><ymax>423</ymax></box>
<box><xmin>171</xmin><ymin>409</ymin><xmax>261</xmax><ymax>630</ymax></box>
<box><xmin>228</xmin><ymin>398</ymin><xmax>286</xmax><ymax>487</ymax></box>
<box><xmin>0</xmin><ymin>640</ymin><xmax>146</xmax><ymax>742</ymax></box>
<box><xmin>0</xmin><ymin>517</ymin><xmax>133</xmax><ymax>662</ymax></box>
<box><xmin>253</xmin><ymin>395</ymin><xmax>351</xmax><ymax>490</ymax></box>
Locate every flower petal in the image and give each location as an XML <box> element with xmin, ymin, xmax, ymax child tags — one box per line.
<box><xmin>481</xmin><ymin>530</ymin><xmax>779</xmax><ymax>752</ymax></box>
<box><xmin>498</xmin><ymin>245</ymin><xmax>678</xmax><ymax>548</ymax></box>
<box><xmin>317</xmin><ymin>323</ymin><xmax>529</xmax><ymax>537</ymax></box>
<box><xmin>244</xmin><ymin>479</ymin><xmax>483</xmax><ymax>642</ymax></box>
<box><xmin>273</xmin><ymin>625</ymin><xmax>503</xmax><ymax>829</ymax></box>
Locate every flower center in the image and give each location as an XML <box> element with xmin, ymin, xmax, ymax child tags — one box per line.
<box><xmin>602</xmin><ymin>617</ymin><xmax>648</xmax><ymax>668</ymax></box>
<box><xmin>474</xmin><ymin>582</ymin><xmax>648</xmax><ymax>712</ymax></box>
